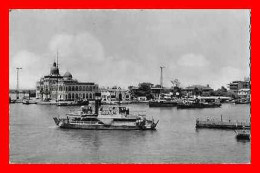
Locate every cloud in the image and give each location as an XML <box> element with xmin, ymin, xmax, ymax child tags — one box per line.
<box><xmin>177</xmin><ymin>53</ymin><xmax>210</xmax><ymax>67</ymax></box>
<box><xmin>49</xmin><ymin>32</ymin><xmax>105</xmax><ymax>64</ymax></box>
<box><xmin>9</xmin><ymin>50</ymin><xmax>50</xmax><ymax>89</ymax></box>
<box><xmin>9</xmin><ymin>10</ymin><xmax>250</xmax><ymax>90</ymax></box>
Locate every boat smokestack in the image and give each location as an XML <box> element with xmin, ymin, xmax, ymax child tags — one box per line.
<box><xmin>95</xmin><ymin>99</ymin><xmax>102</xmax><ymax>115</ymax></box>
<box><xmin>94</xmin><ymin>92</ymin><xmax>101</xmax><ymax>115</ymax></box>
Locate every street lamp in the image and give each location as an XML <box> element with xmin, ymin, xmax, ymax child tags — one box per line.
<box><xmin>16</xmin><ymin>67</ymin><xmax>22</xmax><ymax>99</ymax></box>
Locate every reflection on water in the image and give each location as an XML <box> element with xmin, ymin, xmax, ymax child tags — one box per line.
<box><xmin>10</xmin><ymin>103</ymin><xmax>250</xmax><ymax>163</ymax></box>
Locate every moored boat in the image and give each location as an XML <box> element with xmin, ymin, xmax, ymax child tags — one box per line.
<box><xmin>235</xmin><ymin>129</ymin><xmax>250</xmax><ymax>140</ymax></box>
<box><xmin>235</xmin><ymin>98</ymin><xmax>250</xmax><ymax>104</ymax></box>
<box><xmin>22</xmin><ymin>99</ymin><xmax>30</xmax><ymax>105</ymax></box>
<box><xmin>57</xmin><ymin>100</ymin><xmax>89</xmax><ymax>106</ymax></box>
<box><xmin>149</xmin><ymin>99</ymin><xmax>177</xmax><ymax>107</ymax></box>
<box><xmin>177</xmin><ymin>97</ymin><xmax>221</xmax><ymax>109</ymax></box>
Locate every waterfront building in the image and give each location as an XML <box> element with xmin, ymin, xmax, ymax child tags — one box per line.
<box><xmin>100</xmin><ymin>86</ymin><xmax>131</xmax><ymax>102</ymax></box>
<box><xmin>182</xmin><ymin>84</ymin><xmax>213</xmax><ymax>96</ymax></box>
<box><xmin>228</xmin><ymin>79</ymin><xmax>250</xmax><ymax>94</ymax></box>
<box><xmin>137</xmin><ymin>96</ymin><xmax>147</xmax><ymax>102</ymax></box>
<box><xmin>237</xmin><ymin>88</ymin><xmax>251</xmax><ymax>99</ymax></box>
<box><xmin>9</xmin><ymin>89</ymin><xmax>35</xmax><ymax>100</ymax></box>
<box><xmin>36</xmin><ymin>62</ymin><xmax>99</xmax><ymax>101</ymax></box>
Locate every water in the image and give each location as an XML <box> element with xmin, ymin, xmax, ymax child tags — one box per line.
<box><xmin>10</xmin><ymin>103</ymin><xmax>251</xmax><ymax>163</ymax></box>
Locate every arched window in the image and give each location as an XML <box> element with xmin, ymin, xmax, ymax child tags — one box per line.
<box><xmin>83</xmin><ymin>86</ymin><xmax>86</xmax><ymax>91</ymax></box>
<box><xmin>68</xmin><ymin>86</ymin><xmax>71</xmax><ymax>91</ymax></box>
<box><xmin>68</xmin><ymin>93</ymin><xmax>71</xmax><ymax>100</ymax></box>
<box><xmin>75</xmin><ymin>93</ymin><xmax>78</xmax><ymax>99</ymax></box>
<box><xmin>72</xmin><ymin>93</ymin><xmax>74</xmax><ymax>99</ymax></box>
<box><xmin>79</xmin><ymin>86</ymin><xmax>82</xmax><ymax>91</ymax></box>
<box><xmin>89</xmin><ymin>93</ymin><xmax>92</xmax><ymax>99</ymax></box>
<box><xmin>76</xmin><ymin>86</ymin><xmax>78</xmax><ymax>91</ymax></box>
<box><xmin>83</xmin><ymin>93</ymin><xmax>85</xmax><ymax>99</ymax></box>
<box><xmin>72</xmin><ymin>86</ymin><xmax>74</xmax><ymax>91</ymax></box>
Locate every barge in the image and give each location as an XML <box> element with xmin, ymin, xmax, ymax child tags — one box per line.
<box><xmin>196</xmin><ymin>117</ymin><xmax>250</xmax><ymax>130</ymax></box>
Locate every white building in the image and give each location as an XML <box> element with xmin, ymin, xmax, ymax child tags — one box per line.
<box><xmin>100</xmin><ymin>86</ymin><xmax>131</xmax><ymax>102</ymax></box>
<box><xmin>36</xmin><ymin>62</ymin><xmax>99</xmax><ymax>101</ymax></box>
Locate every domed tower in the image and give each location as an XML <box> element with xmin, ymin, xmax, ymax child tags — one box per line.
<box><xmin>50</xmin><ymin>62</ymin><xmax>60</xmax><ymax>76</ymax></box>
<box><xmin>63</xmin><ymin>71</ymin><xmax>73</xmax><ymax>80</ymax></box>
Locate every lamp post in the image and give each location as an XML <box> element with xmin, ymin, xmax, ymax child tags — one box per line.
<box><xmin>16</xmin><ymin>67</ymin><xmax>22</xmax><ymax>99</ymax></box>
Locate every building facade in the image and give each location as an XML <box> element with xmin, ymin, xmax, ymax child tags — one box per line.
<box><xmin>100</xmin><ymin>87</ymin><xmax>131</xmax><ymax>102</ymax></box>
<box><xmin>36</xmin><ymin>62</ymin><xmax>99</xmax><ymax>101</ymax></box>
<box><xmin>237</xmin><ymin>88</ymin><xmax>251</xmax><ymax>99</ymax></box>
<box><xmin>228</xmin><ymin>79</ymin><xmax>250</xmax><ymax>94</ymax></box>
<box><xmin>182</xmin><ymin>84</ymin><xmax>214</xmax><ymax>96</ymax></box>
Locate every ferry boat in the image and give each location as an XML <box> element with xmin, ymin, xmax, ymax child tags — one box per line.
<box><xmin>177</xmin><ymin>97</ymin><xmax>221</xmax><ymax>109</ymax></box>
<box><xmin>53</xmin><ymin>100</ymin><xmax>159</xmax><ymax>130</ymax></box>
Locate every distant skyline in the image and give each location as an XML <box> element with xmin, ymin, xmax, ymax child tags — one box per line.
<box><xmin>10</xmin><ymin>10</ymin><xmax>250</xmax><ymax>90</ymax></box>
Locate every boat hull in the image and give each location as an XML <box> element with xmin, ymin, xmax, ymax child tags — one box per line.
<box><xmin>177</xmin><ymin>103</ymin><xmax>221</xmax><ymax>109</ymax></box>
<box><xmin>53</xmin><ymin>117</ymin><xmax>157</xmax><ymax>130</ymax></box>
<box><xmin>149</xmin><ymin>102</ymin><xmax>177</xmax><ymax>107</ymax></box>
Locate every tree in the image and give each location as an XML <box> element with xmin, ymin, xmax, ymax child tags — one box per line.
<box><xmin>171</xmin><ymin>79</ymin><xmax>181</xmax><ymax>88</ymax></box>
<box><xmin>130</xmin><ymin>82</ymin><xmax>154</xmax><ymax>99</ymax></box>
<box><xmin>193</xmin><ymin>87</ymin><xmax>202</xmax><ymax>96</ymax></box>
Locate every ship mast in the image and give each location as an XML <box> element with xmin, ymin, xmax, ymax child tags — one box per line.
<box><xmin>56</xmin><ymin>50</ymin><xmax>59</xmax><ymax>102</ymax></box>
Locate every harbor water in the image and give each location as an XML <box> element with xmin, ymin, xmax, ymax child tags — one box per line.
<box><xmin>10</xmin><ymin>103</ymin><xmax>250</xmax><ymax>163</ymax></box>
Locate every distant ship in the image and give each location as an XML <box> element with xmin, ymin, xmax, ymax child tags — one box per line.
<box><xmin>149</xmin><ymin>99</ymin><xmax>177</xmax><ymax>107</ymax></box>
<box><xmin>53</xmin><ymin>100</ymin><xmax>159</xmax><ymax>130</ymax></box>
<box><xmin>177</xmin><ymin>97</ymin><xmax>221</xmax><ymax>109</ymax></box>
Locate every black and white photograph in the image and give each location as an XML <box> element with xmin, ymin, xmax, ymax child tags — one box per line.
<box><xmin>9</xmin><ymin>9</ymin><xmax>251</xmax><ymax>163</ymax></box>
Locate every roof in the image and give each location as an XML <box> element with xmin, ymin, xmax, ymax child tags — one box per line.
<box><xmin>184</xmin><ymin>85</ymin><xmax>213</xmax><ymax>90</ymax></box>
<box><xmin>64</xmin><ymin>71</ymin><xmax>72</xmax><ymax>78</ymax></box>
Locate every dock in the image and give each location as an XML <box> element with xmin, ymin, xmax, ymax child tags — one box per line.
<box><xmin>196</xmin><ymin>118</ymin><xmax>250</xmax><ymax>130</ymax></box>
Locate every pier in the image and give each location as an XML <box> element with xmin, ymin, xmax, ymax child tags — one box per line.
<box><xmin>196</xmin><ymin>118</ymin><xmax>250</xmax><ymax>130</ymax></box>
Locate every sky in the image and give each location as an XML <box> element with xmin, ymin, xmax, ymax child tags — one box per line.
<box><xmin>9</xmin><ymin>10</ymin><xmax>250</xmax><ymax>90</ymax></box>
